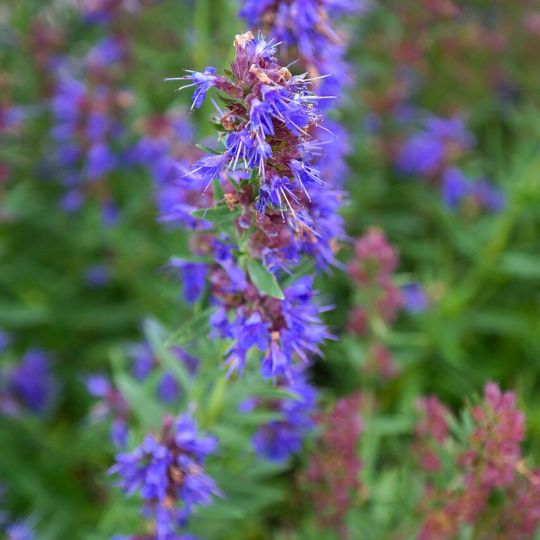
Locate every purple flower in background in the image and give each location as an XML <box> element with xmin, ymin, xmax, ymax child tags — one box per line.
<box><xmin>424</xmin><ymin>117</ymin><xmax>474</xmax><ymax>147</ymax></box>
<box><xmin>129</xmin><ymin>343</ymin><xmax>155</xmax><ymax>380</ymax></box>
<box><xmin>0</xmin><ymin>330</ymin><xmax>12</xmax><ymax>353</ymax></box>
<box><xmin>469</xmin><ymin>179</ymin><xmax>505</xmax><ymax>213</ymax></box>
<box><xmin>7</xmin><ymin>350</ymin><xmax>55</xmax><ymax>414</ymax></box>
<box><xmin>87</xmin><ymin>36</ymin><xmax>125</xmax><ymax>67</ymax></box>
<box><xmin>315</xmin><ymin>120</ymin><xmax>351</xmax><ymax>188</ymax></box>
<box><xmin>110</xmin><ymin>414</ymin><xmax>219</xmax><ymax>539</ymax></box>
<box><xmin>133</xmin><ymin>111</ymin><xmax>213</xmax><ymax>229</ymax></box>
<box><xmin>127</xmin><ymin>340</ymin><xmax>198</xmax><ymax>400</ymax></box>
<box><xmin>60</xmin><ymin>189</ymin><xmax>84</xmax><ymax>213</ymax></box>
<box><xmin>86</xmin><ymin>374</ymin><xmax>129</xmax><ymax>448</ymax></box>
<box><xmin>4</xmin><ymin>520</ymin><xmax>35</xmax><ymax>540</ymax></box>
<box><xmin>50</xmin><ymin>39</ymin><xmax>131</xmax><ymax>215</ymax></box>
<box><xmin>102</xmin><ymin>201</ymin><xmax>120</xmax><ymax>227</ymax></box>
<box><xmin>86</xmin><ymin>143</ymin><xmax>116</xmax><ymax>179</ymax></box>
<box><xmin>252</xmin><ymin>421</ymin><xmax>305</xmax><ymax>461</ymax></box>
<box><xmin>442</xmin><ymin>169</ymin><xmax>505</xmax><ymax>214</ymax></box>
<box><xmin>239</xmin><ymin>0</ymin><xmax>362</xmax><ymax>99</ymax></box>
<box><xmin>396</xmin><ymin>115</ymin><xmax>503</xmax><ymax>216</ymax></box>
<box><xmin>252</xmin><ymin>366</ymin><xmax>318</xmax><ymax>461</ymax></box>
<box><xmin>442</xmin><ymin>167</ymin><xmax>469</xmax><ymax>209</ymax></box>
<box><xmin>169</xmin><ymin>259</ymin><xmax>208</xmax><ymax>304</ymax></box>
<box><xmin>87</xmin><ymin>335</ymin><xmax>198</xmax><ymax>447</ymax></box>
<box><xmin>84</xmin><ymin>264</ymin><xmax>111</xmax><ymax>287</ymax></box>
<box><xmin>401</xmin><ymin>283</ymin><xmax>429</xmax><ymax>313</ymax></box>
<box><xmin>397</xmin><ymin>117</ymin><xmax>473</xmax><ymax>176</ymax></box>
<box><xmin>51</xmin><ymin>78</ymin><xmax>85</xmax><ymax>123</ymax></box>
<box><xmin>80</xmin><ymin>0</ymin><xmax>154</xmax><ymax>24</ymax></box>
<box><xmin>157</xmin><ymin>374</ymin><xmax>180</xmax><ymax>403</ymax></box>
<box><xmin>397</xmin><ymin>133</ymin><xmax>445</xmax><ymax>176</ymax></box>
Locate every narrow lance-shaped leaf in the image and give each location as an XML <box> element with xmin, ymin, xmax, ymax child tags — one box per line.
<box><xmin>246</xmin><ymin>257</ymin><xmax>285</xmax><ymax>300</ymax></box>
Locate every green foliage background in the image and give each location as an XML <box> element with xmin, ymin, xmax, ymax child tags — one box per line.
<box><xmin>1</xmin><ymin>0</ymin><xmax>540</xmax><ymax>538</ymax></box>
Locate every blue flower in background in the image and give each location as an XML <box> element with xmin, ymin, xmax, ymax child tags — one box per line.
<box><xmin>401</xmin><ymin>283</ymin><xmax>429</xmax><ymax>313</ymax></box>
<box><xmin>397</xmin><ymin>117</ymin><xmax>473</xmax><ymax>176</ymax></box>
<box><xmin>252</xmin><ymin>366</ymin><xmax>318</xmax><ymax>461</ymax></box>
<box><xmin>84</xmin><ymin>264</ymin><xmax>111</xmax><ymax>288</ymax></box>
<box><xmin>111</xmin><ymin>414</ymin><xmax>219</xmax><ymax>539</ymax></box>
<box><xmin>442</xmin><ymin>167</ymin><xmax>469</xmax><ymax>209</ymax></box>
<box><xmin>6</xmin><ymin>350</ymin><xmax>55</xmax><ymax>415</ymax></box>
<box><xmin>470</xmin><ymin>179</ymin><xmax>506</xmax><ymax>213</ymax></box>
<box><xmin>169</xmin><ymin>259</ymin><xmax>208</xmax><ymax>305</ymax></box>
<box><xmin>0</xmin><ymin>330</ymin><xmax>12</xmax><ymax>353</ymax></box>
<box><xmin>4</xmin><ymin>520</ymin><xmax>35</xmax><ymax>540</ymax></box>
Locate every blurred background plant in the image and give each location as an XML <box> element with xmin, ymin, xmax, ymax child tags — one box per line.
<box><xmin>1</xmin><ymin>0</ymin><xmax>540</xmax><ymax>539</ymax></box>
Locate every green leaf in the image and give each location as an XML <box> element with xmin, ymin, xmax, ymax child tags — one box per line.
<box><xmin>192</xmin><ymin>206</ymin><xmax>240</xmax><ymax>223</ymax></box>
<box><xmin>170</xmin><ymin>254</ymin><xmax>214</xmax><ymax>263</ymax></box>
<box><xmin>246</xmin><ymin>258</ymin><xmax>284</xmax><ymax>300</ymax></box>
<box><xmin>252</xmin><ymin>386</ymin><xmax>301</xmax><ymax>402</ymax></box>
<box><xmin>212</xmin><ymin>178</ymin><xmax>224</xmax><ymax>201</ymax></box>
<box><xmin>114</xmin><ymin>373</ymin><xmax>163</xmax><ymax>428</ymax></box>
<box><xmin>499</xmin><ymin>252</ymin><xmax>540</xmax><ymax>279</ymax></box>
<box><xmin>165</xmin><ymin>307</ymin><xmax>214</xmax><ymax>346</ymax></box>
<box><xmin>195</xmin><ymin>143</ymin><xmax>222</xmax><ymax>154</ymax></box>
<box><xmin>144</xmin><ymin>319</ymin><xmax>192</xmax><ymax>395</ymax></box>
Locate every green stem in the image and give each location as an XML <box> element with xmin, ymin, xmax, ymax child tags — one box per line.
<box><xmin>206</xmin><ymin>371</ymin><xmax>229</xmax><ymax>427</ymax></box>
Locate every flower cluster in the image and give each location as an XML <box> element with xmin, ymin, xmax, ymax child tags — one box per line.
<box><xmin>163</xmin><ymin>32</ymin><xmax>341</xmax><ymax>378</ymax></box>
<box><xmin>396</xmin><ymin>115</ymin><xmax>505</xmax><ymax>213</ymax></box>
<box><xmin>301</xmin><ymin>394</ymin><xmax>363</xmax><ymax>538</ymax></box>
<box><xmin>110</xmin><ymin>414</ymin><xmax>219</xmax><ymax>540</ymax></box>
<box><xmin>347</xmin><ymin>228</ymin><xmax>413</xmax><ymax>380</ymax></box>
<box><xmin>210</xmin><ymin>275</ymin><xmax>333</xmax><ymax>378</ymax></box>
<box><xmin>237</xmin><ymin>1</ymin><xmax>355</xmax><ymax>231</ymax></box>
<box><xmin>0</xmin><ymin>349</ymin><xmax>56</xmax><ymax>416</ymax></box>
<box><xmin>243</xmin><ymin>365</ymin><xmax>318</xmax><ymax>462</ymax></box>
<box><xmin>50</xmin><ymin>36</ymin><xmax>132</xmax><ymax>220</ymax></box>
<box><xmin>461</xmin><ymin>382</ymin><xmax>525</xmax><ymax>490</ymax></box>
<box><xmin>416</xmin><ymin>383</ymin><xmax>540</xmax><ymax>540</ymax></box>
<box><xmin>170</xmin><ymin>31</ymin><xmax>345</xmax><ymax>268</ymax></box>
<box><xmin>413</xmin><ymin>396</ymin><xmax>450</xmax><ymax>473</ymax></box>
<box><xmin>490</xmin><ymin>471</ymin><xmax>540</xmax><ymax>540</ymax></box>
<box><xmin>239</xmin><ymin>0</ymin><xmax>366</xmax><ymax>98</ymax></box>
